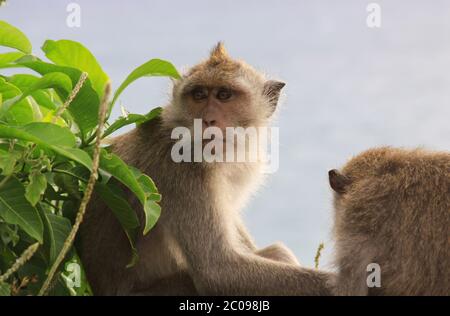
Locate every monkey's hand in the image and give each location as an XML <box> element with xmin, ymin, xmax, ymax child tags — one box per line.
<box><xmin>256</xmin><ymin>242</ymin><xmax>300</xmax><ymax>266</ymax></box>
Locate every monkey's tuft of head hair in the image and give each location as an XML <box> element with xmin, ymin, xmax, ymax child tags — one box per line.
<box><xmin>208</xmin><ymin>41</ymin><xmax>230</xmax><ymax>65</ymax></box>
<box><xmin>187</xmin><ymin>41</ymin><xmax>242</xmax><ymax>79</ymax></box>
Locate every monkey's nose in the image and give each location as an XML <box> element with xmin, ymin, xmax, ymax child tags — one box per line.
<box><xmin>203</xmin><ymin>119</ymin><xmax>217</xmax><ymax>127</ymax></box>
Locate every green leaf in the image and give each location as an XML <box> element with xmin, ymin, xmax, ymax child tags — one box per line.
<box><xmin>143</xmin><ymin>200</ymin><xmax>161</xmax><ymax>235</ymax></box>
<box><xmin>95</xmin><ymin>181</ymin><xmax>139</xmax><ymax>267</ymax></box>
<box><xmin>43</xmin><ymin>183</ymin><xmax>65</xmax><ymax>201</ymax></box>
<box><xmin>3</xmin><ymin>72</ymin><xmax>72</xmax><ymax>109</ymax></box>
<box><xmin>20</xmin><ymin>122</ymin><xmax>76</xmax><ymax>147</ymax></box>
<box><xmin>29</xmin><ymin>71</ymin><xmax>73</xmax><ymax>93</ymax></box>
<box><xmin>42</xmin><ymin>40</ymin><xmax>108</xmax><ymax>98</ymax></box>
<box><xmin>0</xmin><ymin>124</ymin><xmax>92</xmax><ymax>170</ymax></box>
<box><xmin>54</xmin><ymin>164</ymin><xmax>89</xmax><ymax>183</ymax></box>
<box><xmin>53</xmin><ymin>165</ymin><xmax>81</xmax><ymax>199</ymax></box>
<box><xmin>98</xmin><ymin>150</ymin><xmax>161</xmax><ymax>235</ymax></box>
<box><xmin>6</xmin><ymin>75</ymin><xmax>61</xmax><ymax>112</ymax></box>
<box><xmin>0</xmin><ymin>77</ymin><xmax>21</xmax><ymax>99</ymax></box>
<box><xmin>49</xmin><ymin>276</ymin><xmax>72</xmax><ymax>296</ymax></box>
<box><xmin>6</xmin><ymin>73</ymin><xmax>39</xmax><ymax>90</ymax></box>
<box><xmin>99</xmin><ymin>150</ymin><xmax>145</xmax><ymax>202</ymax></box>
<box><xmin>25</xmin><ymin>171</ymin><xmax>47</xmax><ymax>206</ymax></box>
<box><xmin>0</xmin><ymin>52</ymin><xmax>25</xmax><ymax>66</ymax></box>
<box><xmin>52</xmin><ymin>147</ymin><xmax>92</xmax><ymax>171</ymax></box>
<box><xmin>0</xmin><ymin>78</ymin><xmax>34</xmax><ymax>124</ymax></box>
<box><xmin>0</xmin><ymin>148</ymin><xmax>21</xmax><ymax>176</ymax></box>
<box><xmin>0</xmin><ymin>176</ymin><xmax>43</xmax><ymax>243</ymax></box>
<box><xmin>103</xmin><ymin>113</ymin><xmax>146</xmax><ymax>137</ymax></box>
<box><xmin>60</xmin><ymin>200</ymin><xmax>77</xmax><ymax>224</ymax></box>
<box><xmin>16</xmin><ymin>59</ymin><xmax>100</xmax><ymax>137</ymax></box>
<box><xmin>0</xmin><ymin>222</ymin><xmax>20</xmax><ymax>246</ymax></box>
<box><xmin>103</xmin><ymin>107</ymin><xmax>162</xmax><ymax>138</ymax></box>
<box><xmin>0</xmin><ymin>157</ymin><xmax>16</xmax><ymax>175</ymax></box>
<box><xmin>5</xmin><ymin>100</ymin><xmax>34</xmax><ymax>125</ymax></box>
<box><xmin>0</xmin><ymin>21</ymin><xmax>32</xmax><ymax>53</ymax></box>
<box><xmin>60</xmin><ymin>252</ymin><xmax>92</xmax><ymax>296</ymax></box>
<box><xmin>26</xmin><ymin>96</ymin><xmax>55</xmax><ymax>114</ymax></box>
<box><xmin>129</xmin><ymin>166</ymin><xmax>160</xmax><ymax>200</ymax></box>
<box><xmin>0</xmin><ymin>282</ymin><xmax>11</xmax><ymax>296</ymax></box>
<box><xmin>0</xmin><ymin>242</ymin><xmax>17</xmax><ymax>273</ymax></box>
<box><xmin>41</xmin><ymin>211</ymin><xmax>71</xmax><ymax>264</ymax></box>
<box><xmin>111</xmin><ymin>59</ymin><xmax>180</xmax><ymax>108</ymax></box>
<box><xmin>34</xmin><ymin>91</ymin><xmax>58</xmax><ymax>111</ymax></box>
<box><xmin>6</xmin><ymin>74</ymin><xmax>58</xmax><ymax>110</ymax></box>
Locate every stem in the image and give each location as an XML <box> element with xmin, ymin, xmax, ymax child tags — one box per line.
<box><xmin>314</xmin><ymin>242</ymin><xmax>325</xmax><ymax>269</ymax></box>
<box><xmin>41</xmin><ymin>199</ymin><xmax>60</xmax><ymax>211</ymax></box>
<box><xmin>0</xmin><ymin>243</ymin><xmax>40</xmax><ymax>283</ymax></box>
<box><xmin>83</xmin><ymin>102</ymin><xmax>111</xmax><ymax>146</ymax></box>
<box><xmin>83</xmin><ymin>133</ymin><xmax>96</xmax><ymax>148</ymax></box>
<box><xmin>52</xmin><ymin>72</ymin><xmax>88</xmax><ymax>123</ymax></box>
<box><xmin>52</xmin><ymin>168</ymin><xmax>88</xmax><ymax>183</ymax></box>
<box><xmin>38</xmin><ymin>83</ymin><xmax>111</xmax><ymax>296</ymax></box>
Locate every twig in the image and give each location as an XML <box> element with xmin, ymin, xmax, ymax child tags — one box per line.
<box><xmin>0</xmin><ymin>174</ymin><xmax>12</xmax><ymax>190</ymax></box>
<box><xmin>41</xmin><ymin>199</ymin><xmax>61</xmax><ymax>211</ymax></box>
<box><xmin>52</xmin><ymin>72</ymin><xmax>88</xmax><ymax>123</ymax></box>
<box><xmin>314</xmin><ymin>242</ymin><xmax>324</xmax><ymax>269</ymax></box>
<box><xmin>38</xmin><ymin>82</ymin><xmax>111</xmax><ymax>296</ymax></box>
<box><xmin>0</xmin><ymin>243</ymin><xmax>40</xmax><ymax>283</ymax></box>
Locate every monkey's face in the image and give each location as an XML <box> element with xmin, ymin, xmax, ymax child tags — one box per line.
<box><xmin>179</xmin><ymin>80</ymin><xmax>254</xmax><ymax>134</ymax></box>
<box><xmin>166</xmin><ymin>43</ymin><xmax>285</xmax><ymax>140</ymax></box>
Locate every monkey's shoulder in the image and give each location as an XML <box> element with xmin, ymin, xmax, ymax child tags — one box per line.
<box><xmin>109</xmin><ymin>116</ymin><xmax>171</xmax><ymax>166</ymax></box>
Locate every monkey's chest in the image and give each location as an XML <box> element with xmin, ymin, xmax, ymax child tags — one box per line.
<box><xmin>134</xmin><ymin>225</ymin><xmax>188</xmax><ymax>281</ymax></box>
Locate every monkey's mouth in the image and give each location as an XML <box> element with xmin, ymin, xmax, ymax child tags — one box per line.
<box><xmin>202</xmin><ymin>133</ymin><xmax>225</xmax><ymax>143</ymax></box>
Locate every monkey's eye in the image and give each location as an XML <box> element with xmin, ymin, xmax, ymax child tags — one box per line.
<box><xmin>216</xmin><ymin>88</ymin><xmax>233</xmax><ymax>101</ymax></box>
<box><xmin>191</xmin><ymin>87</ymin><xmax>208</xmax><ymax>101</ymax></box>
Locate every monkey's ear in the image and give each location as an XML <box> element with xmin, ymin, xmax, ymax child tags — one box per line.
<box><xmin>263</xmin><ymin>80</ymin><xmax>285</xmax><ymax>114</ymax></box>
<box><xmin>328</xmin><ymin>169</ymin><xmax>351</xmax><ymax>194</ymax></box>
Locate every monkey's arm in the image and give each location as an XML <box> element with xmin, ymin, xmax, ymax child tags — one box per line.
<box><xmin>131</xmin><ymin>273</ymin><xmax>198</xmax><ymax>296</ymax></box>
<box><xmin>236</xmin><ymin>220</ymin><xmax>300</xmax><ymax>265</ymax></box>
<box><xmin>235</xmin><ymin>220</ymin><xmax>257</xmax><ymax>251</ymax></box>
<box><xmin>169</xmin><ymin>203</ymin><xmax>334</xmax><ymax>296</ymax></box>
<box><xmin>256</xmin><ymin>243</ymin><xmax>300</xmax><ymax>266</ymax></box>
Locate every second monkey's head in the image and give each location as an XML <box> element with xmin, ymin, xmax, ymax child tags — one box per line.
<box><xmin>164</xmin><ymin>42</ymin><xmax>285</xmax><ymax>134</ymax></box>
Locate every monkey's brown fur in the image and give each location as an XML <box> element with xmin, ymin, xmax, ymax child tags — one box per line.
<box><xmin>79</xmin><ymin>43</ymin><xmax>333</xmax><ymax>295</ymax></box>
<box><xmin>330</xmin><ymin>147</ymin><xmax>450</xmax><ymax>295</ymax></box>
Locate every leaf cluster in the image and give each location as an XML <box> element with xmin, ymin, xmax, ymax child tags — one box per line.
<box><xmin>0</xmin><ymin>21</ymin><xmax>179</xmax><ymax>295</ymax></box>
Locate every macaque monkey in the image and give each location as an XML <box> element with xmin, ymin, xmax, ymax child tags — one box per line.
<box><xmin>329</xmin><ymin>147</ymin><xmax>450</xmax><ymax>295</ymax></box>
<box><xmin>79</xmin><ymin>43</ymin><xmax>333</xmax><ymax>295</ymax></box>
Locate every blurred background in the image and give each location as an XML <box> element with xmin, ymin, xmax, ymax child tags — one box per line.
<box><xmin>1</xmin><ymin>0</ymin><xmax>449</xmax><ymax>268</ymax></box>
